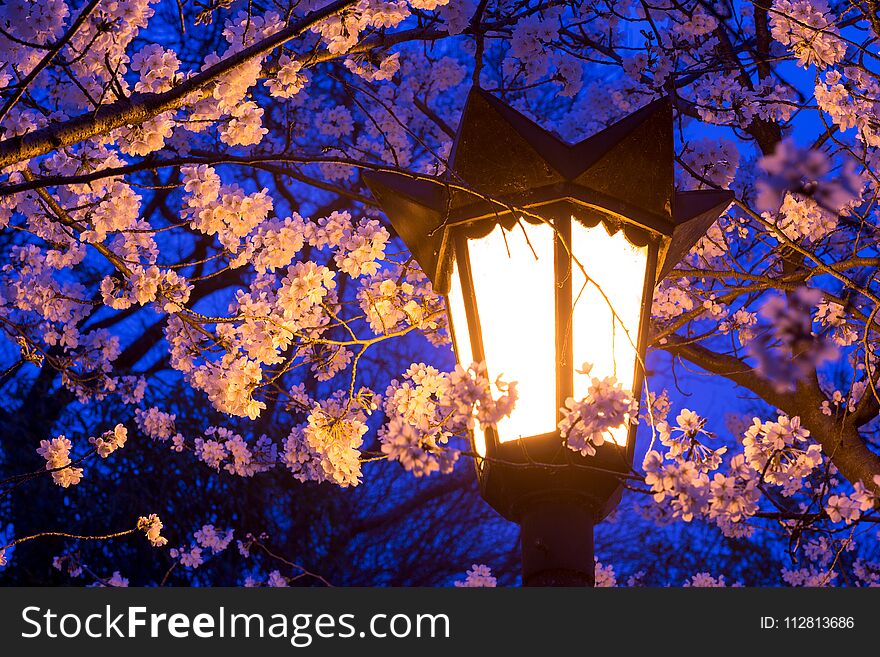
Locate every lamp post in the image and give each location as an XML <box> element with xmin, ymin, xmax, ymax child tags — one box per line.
<box><xmin>365</xmin><ymin>89</ymin><xmax>732</xmax><ymax>586</ymax></box>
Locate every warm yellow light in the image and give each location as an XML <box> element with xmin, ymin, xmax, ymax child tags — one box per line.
<box><xmin>447</xmin><ymin>218</ymin><xmax>647</xmax><ymax>452</ymax></box>
<box><xmin>467</xmin><ymin>222</ymin><xmax>557</xmax><ymax>442</ymax></box>
<box><xmin>571</xmin><ymin>220</ymin><xmax>648</xmax><ymax>445</ymax></box>
<box><xmin>447</xmin><ymin>261</ymin><xmax>486</xmax><ymax>457</ymax></box>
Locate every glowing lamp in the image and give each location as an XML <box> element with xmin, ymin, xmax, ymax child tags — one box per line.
<box><xmin>366</xmin><ymin>89</ymin><xmax>732</xmax><ymax>585</ymax></box>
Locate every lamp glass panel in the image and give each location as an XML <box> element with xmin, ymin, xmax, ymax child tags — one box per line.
<box><xmin>467</xmin><ymin>221</ymin><xmax>557</xmax><ymax>442</ymax></box>
<box><xmin>447</xmin><ymin>260</ymin><xmax>486</xmax><ymax>457</ymax></box>
<box><xmin>571</xmin><ymin>220</ymin><xmax>648</xmax><ymax>446</ymax></box>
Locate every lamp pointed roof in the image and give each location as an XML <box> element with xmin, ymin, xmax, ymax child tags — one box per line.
<box><xmin>661</xmin><ymin>188</ymin><xmax>735</xmax><ymax>280</ymax></box>
<box><xmin>363</xmin><ymin>172</ymin><xmax>452</xmax><ymax>294</ymax></box>
<box><xmin>447</xmin><ymin>88</ymin><xmax>674</xmax><ymax>222</ymax></box>
<box><xmin>364</xmin><ymin>87</ymin><xmax>733</xmax><ymax>293</ymax></box>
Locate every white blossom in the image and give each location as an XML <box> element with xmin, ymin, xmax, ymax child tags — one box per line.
<box><xmin>454</xmin><ymin>564</ymin><xmax>496</xmax><ymax>587</ymax></box>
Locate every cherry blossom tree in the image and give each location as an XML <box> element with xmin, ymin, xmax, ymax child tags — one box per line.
<box><xmin>1</xmin><ymin>0</ymin><xmax>879</xmax><ymax>586</ymax></box>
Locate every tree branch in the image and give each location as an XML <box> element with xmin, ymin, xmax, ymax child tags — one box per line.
<box><xmin>661</xmin><ymin>335</ymin><xmax>880</xmax><ymax>494</ymax></box>
<box><xmin>0</xmin><ymin>0</ymin><xmax>358</xmax><ymax>169</ymax></box>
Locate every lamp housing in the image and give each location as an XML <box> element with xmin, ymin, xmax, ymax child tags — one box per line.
<box><xmin>366</xmin><ymin>89</ymin><xmax>732</xmax><ymax>522</ymax></box>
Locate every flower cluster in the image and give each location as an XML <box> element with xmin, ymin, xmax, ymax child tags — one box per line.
<box><xmin>560</xmin><ymin>364</ymin><xmax>637</xmax><ymax>457</ymax></box>
<box><xmin>52</xmin><ymin>554</ymin><xmax>83</xmax><ymax>579</ymax></box>
<box><xmin>689</xmin><ymin>71</ymin><xmax>796</xmax><ymax>127</ymax></box>
<box><xmin>643</xmin><ymin>409</ymin><xmax>762</xmax><ymax>534</ymax></box>
<box><xmin>684</xmin><ymin>573</ymin><xmax>733</xmax><ymax>587</ymax></box>
<box><xmin>782</xmin><ymin>567</ymin><xmax>837</xmax><ymax>587</ymax></box>
<box><xmin>89</xmin><ymin>424</ymin><xmax>128</xmax><ymax>459</ymax></box>
<box><xmin>769</xmin><ymin>0</ymin><xmax>846</xmax><ymax>69</ymax></box>
<box><xmin>170</xmin><ymin>524</ymin><xmax>234</xmax><ymax>569</ymax></box>
<box><xmin>825</xmin><ymin>482</ymin><xmax>875</xmax><ymax>524</ymax></box>
<box><xmin>359</xmin><ymin>265</ymin><xmax>443</xmax><ymax>337</ymax></box>
<box><xmin>135</xmin><ymin>407</ymin><xmax>177</xmax><ymax>441</ymax></box>
<box><xmin>194</xmin><ymin>427</ymin><xmax>277</xmax><ymax>477</ymax></box>
<box><xmin>36</xmin><ymin>436</ymin><xmax>83</xmax><ymax>488</ymax></box>
<box><xmin>344</xmin><ymin>53</ymin><xmax>401</xmax><ymax>82</ymax></box>
<box><xmin>101</xmin><ymin>572</ymin><xmax>130</xmax><ymax>587</ymax></box>
<box><xmin>748</xmin><ymin>287</ymin><xmax>838</xmax><ymax>390</ymax></box>
<box><xmin>652</xmin><ymin>278</ymin><xmax>697</xmax><ymax>321</ymax></box>
<box><xmin>682</xmin><ymin>137</ymin><xmax>740</xmax><ymax>188</ymax></box>
<box><xmin>137</xmin><ymin>514</ymin><xmax>168</xmax><ymax>547</ymax></box>
<box><xmin>267</xmin><ymin>55</ymin><xmax>309</xmax><ymax>98</ymax></box>
<box><xmin>453</xmin><ymin>564</ymin><xmax>496</xmax><ymax>587</ymax></box>
<box><xmin>656</xmin><ymin>409</ymin><xmax>727</xmax><ymax>470</ymax></box>
<box><xmin>594</xmin><ymin>559</ymin><xmax>617</xmax><ymax>587</ymax></box>
<box><xmin>815</xmin><ymin>300</ymin><xmax>858</xmax><ymax>347</ymax></box>
<box><xmin>380</xmin><ymin>362</ymin><xmax>516</xmax><ymax>476</ymax></box>
<box><xmin>719</xmin><ymin>309</ymin><xmax>758</xmax><ymax>345</ymax></box>
<box><xmin>283</xmin><ymin>392</ymin><xmax>373</xmax><ymax>487</ymax></box>
<box><xmin>756</xmin><ymin>139</ymin><xmax>863</xmax><ymax>240</ymax></box>
<box><xmin>742</xmin><ymin>415</ymin><xmax>822</xmax><ymax>495</ymax></box>
<box><xmin>310</xmin><ymin>0</ymin><xmax>448</xmax><ymax>56</ymax></box>
<box><xmin>180</xmin><ymin>165</ymin><xmax>273</xmax><ymax>255</ymax></box>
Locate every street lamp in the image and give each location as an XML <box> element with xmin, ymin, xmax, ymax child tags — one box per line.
<box><xmin>365</xmin><ymin>88</ymin><xmax>732</xmax><ymax>586</ymax></box>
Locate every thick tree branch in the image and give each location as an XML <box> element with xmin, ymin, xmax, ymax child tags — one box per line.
<box><xmin>660</xmin><ymin>334</ymin><xmax>797</xmax><ymax>409</ymax></box>
<box><xmin>0</xmin><ymin>0</ymin><xmax>357</xmax><ymax>169</ymax></box>
<box><xmin>0</xmin><ymin>0</ymin><xmax>103</xmax><ymax>124</ymax></box>
<box><xmin>661</xmin><ymin>335</ymin><xmax>880</xmax><ymax>493</ymax></box>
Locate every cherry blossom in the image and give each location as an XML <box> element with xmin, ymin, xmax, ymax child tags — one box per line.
<box><xmin>171</xmin><ymin>524</ymin><xmax>234</xmax><ymax>569</ymax></box>
<box><xmin>89</xmin><ymin>424</ymin><xmax>128</xmax><ymax>459</ymax></box>
<box><xmin>560</xmin><ymin>363</ymin><xmax>637</xmax><ymax>457</ymax></box>
<box><xmin>742</xmin><ymin>415</ymin><xmax>822</xmax><ymax>495</ymax></box>
<box><xmin>135</xmin><ymin>408</ymin><xmax>176</xmax><ymax>441</ymax></box>
<box><xmin>683</xmin><ymin>573</ymin><xmax>734</xmax><ymax>587</ymax></box>
<box><xmin>380</xmin><ymin>361</ymin><xmax>516</xmax><ymax>475</ymax></box>
<box><xmin>454</xmin><ymin>564</ymin><xmax>496</xmax><ymax>587</ymax></box>
<box><xmin>769</xmin><ymin>0</ymin><xmax>846</xmax><ymax>69</ymax></box>
<box><xmin>36</xmin><ymin>436</ymin><xmax>83</xmax><ymax>488</ymax></box>
<box><xmin>138</xmin><ymin>514</ymin><xmax>168</xmax><ymax>547</ymax></box>
<box><xmin>594</xmin><ymin>559</ymin><xmax>617</xmax><ymax>587</ymax></box>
